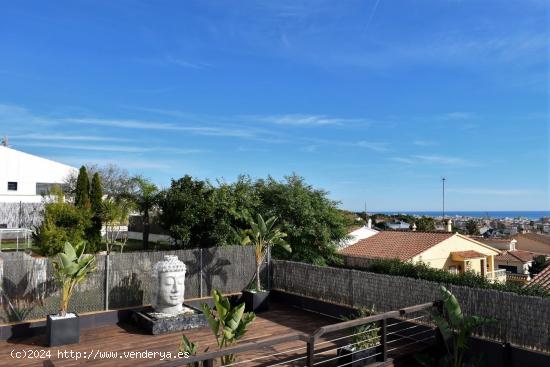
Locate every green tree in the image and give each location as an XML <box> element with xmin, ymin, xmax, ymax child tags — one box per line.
<box><xmin>102</xmin><ymin>199</ymin><xmax>131</xmax><ymax>253</ymax></box>
<box><xmin>464</xmin><ymin>219</ymin><xmax>479</xmax><ymax>235</ymax></box>
<box><xmin>127</xmin><ymin>176</ymin><xmax>159</xmax><ymax>250</ymax></box>
<box><xmin>530</xmin><ymin>255</ymin><xmax>550</xmax><ymax>276</ymax></box>
<box><xmin>158</xmin><ymin>175</ymin><xmax>217</xmax><ymax>248</ymax></box>
<box><xmin>87</xmin><ymin>173</ymin><xmax>103</xmax><ymax>252</ymax></box>
<box><xmin>415</xmin><ymin>216</ymin><xmax>436</xmax><ymax>232</ymax></box>
<box><xmin>74</xmin><ymin>166</ymin><xmax>90</xmax><ymax>209</ymax></box>
<box><xmin>257</xmin><ymin>174</ymin><xmax>348</xmax><ymax>266</ymax></box>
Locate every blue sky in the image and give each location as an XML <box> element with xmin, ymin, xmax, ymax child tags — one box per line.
<box><xmin>0</xmin><ymin>0</ymin><xmax>548</xmax><ymax>211</ymax></box>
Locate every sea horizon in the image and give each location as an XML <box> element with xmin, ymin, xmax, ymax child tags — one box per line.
<box><xmin>373</xmin><ymin>211</ymin><xmax>550</xmax><ymax>220</ymax></box>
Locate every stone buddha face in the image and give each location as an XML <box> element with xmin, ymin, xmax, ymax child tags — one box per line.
<box><xmin>158</xmin><ymin>272</ymin><xmax>185</xmax><ymax>308</ymax></box>
<box><xmin>152</xmin><ymin>255</ymin><xmax>186</xmax><ymax>314</ymax></box>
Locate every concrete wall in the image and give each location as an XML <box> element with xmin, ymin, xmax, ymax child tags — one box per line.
<box><xmin>272</xmin><ymin>260</ymin><xmax>550</xmax><ymax>352</ymax></box>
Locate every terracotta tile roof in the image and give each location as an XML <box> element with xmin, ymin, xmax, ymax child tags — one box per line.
<box><xmin>340</xmin><ymin>231</ymin><xmax>454</xmax><ymax>261</ymax></box>
<box><xmin>452</xmin><ymin>250</ymin><xmax>485</xmax><ymax>259</ymax></box>
<box><xmin>496</xmin><ymin>250</ymin><xmax>537</xmax><ymax>263</ymax></box>
<box><xmin>526</xmin><ymin>264</ymin><xmax>550</xmax><ymax>291</ymax></box>
<box><xmin>514</xmin><ymin>233</ymin><xmax>550</xmax><ymax>246</ymax></box>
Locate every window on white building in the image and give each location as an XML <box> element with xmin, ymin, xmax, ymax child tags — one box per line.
<box><xmin>7</xmin><ymin>182</ymin><xmax>17</xmax><ymax>191</ymax></box>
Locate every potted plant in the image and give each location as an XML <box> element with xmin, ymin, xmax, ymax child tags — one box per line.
<box><xmin>48</xmin><ymin>241</ymin><xmax>96</xmax><ymax>346</ymax></box>
<box><xmin>241</xmin><ymin>214</ymin><xmax>291</xmax><ymax>312</ymax></box>
<box><xmin>337</xmin><ymin>306</ymin><xmax>380</xmax><ymax>367</ymax></box>
<box><xmin>201</xmin><ymin>289</ymin><xmax>255</xmax><ymax>366</ymax></box>
<box><xmin>416</xmin><ymin>286</ymin><xmax>496</xmax><ymax>367</ymax></box>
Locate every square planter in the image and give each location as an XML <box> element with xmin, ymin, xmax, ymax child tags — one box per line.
<box><xmin>47</xmin><ymin>313</ymin><xmax>80</xmax><ymax>347</ymax></box>
<box><xmin>337</xmin><ymin>345</ymin><xmax>378</xmax><ymax>367</ymax></box>
<box><xmin>242</xmin><ymin>290</ymin><xmax>270</xmax><ymax>313</ymax></box>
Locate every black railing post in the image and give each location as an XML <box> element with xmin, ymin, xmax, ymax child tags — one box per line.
<box><xmin>202</xmin><ymin>359</ymin><xmax>214</xmax><ymax>367</ymax></box>
<box><xmin>306</xmin><ymin>337</ymin><xmax>315</xmax><ymax>367</ymax></box>
<box><xmin>380</xmin><ymin>318</ymin><xmax>387</xmax><ymax>362</ymax></box>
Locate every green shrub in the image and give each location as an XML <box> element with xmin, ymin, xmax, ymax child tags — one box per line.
<box><xmin>34</xmin><ymin>199</ymin><xmax>91</xmax><ymax>256</ymax></box>
<box><xmin>341</xmin><ymin>258</ymin><xmax>550</xmax><ymax>298</ymax></box>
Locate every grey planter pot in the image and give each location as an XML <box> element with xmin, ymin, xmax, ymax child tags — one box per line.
<box><xmin>242</xmin><ymin>290</ymin><xmax>270</xmax><ymax>313</ymax></box>
<box><xmin>47</xmin><ymin>313</ymin><xmax>80</xmax><ymax>347</ymax></box>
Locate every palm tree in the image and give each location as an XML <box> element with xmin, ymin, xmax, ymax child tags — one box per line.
<box><xmin>128</xmin><ymin>176</ymin><xmax>159</xmax><ymax>250</ymax></box>
<box><xmin>242</xmin><ymin>214</ymin><xmax>291</xmax><ymax>291</ymax></box>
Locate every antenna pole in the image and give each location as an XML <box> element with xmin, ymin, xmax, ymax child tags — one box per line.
<box><xmin>442</xmin><ymin>177</ymin><xmax>446</xmax><ymax>219</ymax></box>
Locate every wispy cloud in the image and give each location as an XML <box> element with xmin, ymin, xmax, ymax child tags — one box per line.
<box><xmin>447</xmin><ymin>188</ymin><xmax>543</xmax><ymax>196</ymax></box>
<box><xmin>163</xmin><ymin>55</ymin><xmax>208</xmax><ymax>69</ymax></box>
<box><xmin>9</xmin><ymin>133</ymin><xmax>128</xmax><ymax>142</ymax></box>
<box><xmin>65</xmin><ymin>117</ymin><xmax>255</xmax><ymax>138</ymax></box>
<box><xmin>413</xmin><ymin>140</ymin><xmax>437</xmax><ymax>147</ymax></box>
<box><xmin>354</xmin><ymin>141</ymin><xmax>388</xmax><ymax>152</ymax></box>
<box><xmin>18</xmin><ymin>142</ymin><xmax>206</xmax><ymax>154</ymax></box>
<box><xmin>390</xmin><ymin>155</ymin><xmax>476</xmax><ymax>166</ymax></box>
<box><xmin>251</xmin><ymin>114</ymin><xmax>369</xmax><ymax>126</ymax></box>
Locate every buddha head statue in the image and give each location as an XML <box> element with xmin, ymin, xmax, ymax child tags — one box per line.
<box><xmin>152</xmin><ymin>255</ymin><xmax>186</xmax><ymax>314</ymax></box>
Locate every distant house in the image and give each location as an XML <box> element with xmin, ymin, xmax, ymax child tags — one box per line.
<box><xmin>512</xmin><ymin>233</ymin><xmax>550</xmax><ymax>255</ymax></box>
<box><xmin>495</xmin><ymin>240</ymin><xmax>540</xmax><ymax>283</ymax></box>
<box><xmin>340</xmin><ymin>231</ymin><xmax>504</xmax><ymax>282</ymax></box>
<box><xmin>385</xmin><ymin>220</ymin><xmax>410</xmax><ymax>230</ymax></box>
<box><xmin>338</xmin><ymin>218</ymin><xmax>378</xmax><ymax>250</ymax></box>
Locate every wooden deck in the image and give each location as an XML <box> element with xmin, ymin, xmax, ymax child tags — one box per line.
<box><xmin>0</xmin><ymin>303</ymin><xmax>433</xmax><ymax>366</ymax></box>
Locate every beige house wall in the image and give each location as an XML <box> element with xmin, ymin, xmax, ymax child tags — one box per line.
<box><xmin>411</xmin><ymin>234</ymin><xmax>500</xmax><ymax>274</ymax></box>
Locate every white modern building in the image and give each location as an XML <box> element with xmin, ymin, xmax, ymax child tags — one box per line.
<box><xmin>0</xmin><ymin>144</ymin><xmax>76</xmax><ymax>228</ymax></box>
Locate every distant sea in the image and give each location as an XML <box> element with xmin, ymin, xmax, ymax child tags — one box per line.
<box><xmin>378</xmin><ymin>211</ymin><xmax>550</xmax><ymax>220</ymax></box>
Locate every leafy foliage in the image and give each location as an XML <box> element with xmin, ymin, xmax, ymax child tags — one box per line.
<box><xmin>158</xmin><ymin>174</ymin><xmax>347</xmax><ymax>266</ymax></box>
<box><xmin>74</xmin><ymin>166</ymin><xmax>90</xmax><ymax>209</ymax></box>
<box><xmin>52</xmin><ymin>242</ymin><xmax>96</xmax><ymax>316</ymax></box>
<box><xmin>343</xmin><ymin>258</ymin><xmax>550</xmax><ymax>297</ymax></box>
<box><xmin>464</xmin><ymin>220</ymin><xmax>479</xmax><ymax>236</ymax></box>
<box><xmin>33</xmin><ymin>192</ymin><xmax>91</xmax><ymax>256</ymax></box>
<box><xmin>342</xmin><ymin>306</ymin><xmax>380</xmax><ymax>351</ymax></box>
<box><xmin>256</xmin><ymin>174</ymin><xmax>347</xmax><ymax>265</ymax></box>
<box><xmin>158</xmin><ymin>175</ymin><xmax>218</xmax><ymax>248</ymax></box>
<box><xmin>416</xmin><ymin>286</ymin><xmax>496</xmax><ymax>367</ymax></box>
<box><xmin>242</xmin><ymin>214</ymin><xmax>291</xmax><ymax>291</ymax></box>
<box><xmin>179</xmin><ymin>334</ymin><xmax>208</xmax><ymax>367</ymax></box>
<box><xmin>102</xmin><ymin>199</ymin><xmax>131</xmax><ymax>253</ymax></box>
<box><xmin>529</xmin><ymin>255</ymin><xmax>550</xmax><ymax>276</ymax></box>
<box><xmin>124</xmin><ymin>176</ymin><xmax>159</xmax><ymax>250</ymax></box>
<box><xmin>415</xmin><ymin>216</ymin><xmax>436</xmax><ymax>232</ymax></box>
<box><xmin>64</xmin><ymin>163</ymin><xmax>133</xmax><ymax>200</ymax></box>
<box><xmin>201</xmin><ymin>289</ymin><xmax>255</xmax><ymax>365</ymax></box>
<box><xmin>87</xmin><ymin>172</ymin><xmax>103</xmax><ymax>252</ymax></box>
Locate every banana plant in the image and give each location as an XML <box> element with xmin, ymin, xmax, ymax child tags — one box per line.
<box><xmin>201</xmin><ymin>289</ymin><xmax>256</xmax><ymax>365</ymax></box>
<box><xmin>52</xmin><ymin>242</ymin><xmax>96</xmax><ymax>317</ymax></box>
<box><xmin>179</xmin><ymin>334</ymin><xmax>209</xmax><ymax>367</ymax></box>
<box><xmin>242</xmin><ymin>214</ymin><xmax>291</xmax><ymax>291</ymax></box>
<box><xmin>417</xmin><ymin>285</ymin><xmax>496</xmax><ymax>367</ymax></box>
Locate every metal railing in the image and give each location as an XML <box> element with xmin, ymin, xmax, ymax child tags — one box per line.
<box><xmin>157</xmin><ymin>300</ymin><xmax>439</xmax><ymax>367</ymax></box>
<box><xmin>0</xmin><ymin>228</ymin><xmax>32</xmax><ymax>252</ymax></box>
<box><xmin>486</xmin><ymin>269</ymin><xmax>507</xmax><ymax>283</ymax></box>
